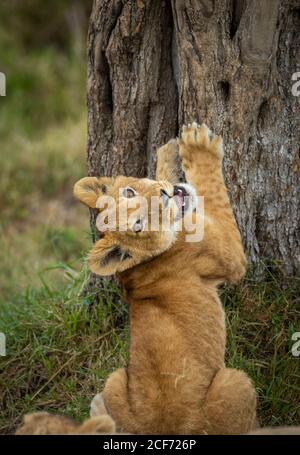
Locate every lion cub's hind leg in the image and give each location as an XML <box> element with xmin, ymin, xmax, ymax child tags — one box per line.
<box><xmin>91</xmin><ymin>368</ymin><xmax>138</xmax><ymax>434</ymax></box>
<box><xmin>202</xmin><ymin>368</ymin><xmax>257</xmax><ymax>435</ymax></box>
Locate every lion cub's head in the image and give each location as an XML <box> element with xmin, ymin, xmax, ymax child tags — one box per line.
<box><xmin>74</xmin><ymin>175</ymin><xmax>195</xmax><ymax>275</ymax></box>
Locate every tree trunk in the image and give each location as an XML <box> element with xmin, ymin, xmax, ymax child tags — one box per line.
<box><xmin>87</xmin><ymin>0</ymin><xmax>300</xmax><ymax>275</ymax></box>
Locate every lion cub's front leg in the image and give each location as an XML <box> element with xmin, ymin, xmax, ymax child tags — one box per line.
<box><xmin>179</xmin><ymin>122</ymin><xmax>247</xmax><ymax>282</ymax></box>
<box><xmin>179</xmin><ymin>122</ymin><xmax>229</xmax><ymax>216</ymax></box>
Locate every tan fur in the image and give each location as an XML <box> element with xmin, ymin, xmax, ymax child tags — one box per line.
<box><xmin>16</xmin><ymin>412</ymin><xmax>116</xmax><ymax>435</ymax></box>
<box><xmin>156</xmin><ymin>139</ymin><xmax>182</xmax><ymax>184</ymax></box>
<box><xmin>74</xmin><ymin>123</ymin><xmax>256</xmax><ymax>434</ymax></box>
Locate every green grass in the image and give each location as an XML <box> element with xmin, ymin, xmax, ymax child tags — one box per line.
<box><xmin>223</xmin><ymin>267</ymin><xmax>300</xmax><ymax>427</ymax></box>
<box><xmin>0</xmin><ymin>12</ymin><xmax>88</xmax><ymax>225</ymax></box>
<box><xmin>0</xmin><ymin>265</ymin><xmax>129</xmax><ymax>434</ymax></box>
<box><xmin>0</xmin><ymin>14</ymin><xmax>90</xmax><ymax>298</ymax></box>
<box><xmin>0</xmin><ymin>265</ymin><xmax>299</xmax><ymax>434</ymax></box>
<box><xmin>0</xmin><ymin>117</ymin><xmax>88</xmax><ymax>224</ymax></box>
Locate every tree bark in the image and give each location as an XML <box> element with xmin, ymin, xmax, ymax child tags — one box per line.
<box><xmin>87</xmin><ymin>0</ymin><xmax>300</xmax><ymax>275</ymax></box>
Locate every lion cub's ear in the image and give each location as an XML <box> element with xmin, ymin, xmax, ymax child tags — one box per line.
<box><xmin>88</xmin><ymin>234</ymin><xmax>134</xmax><ymax>276</ymax></box>
<box><xmin>73</xmin><ymin>176</ymin><xmax>114</xmax><ymax>208</ymax></box>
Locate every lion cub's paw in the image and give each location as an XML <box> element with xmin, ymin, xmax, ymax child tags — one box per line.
<box><xmin>179</xmin><ymin>122</ymin><xmax>223</xmax><ymax>169</ymax></box>
<box><xmin>90</xmin><ymin>392</ymin><xmax>108</xmax><ymax>417</ymax></box>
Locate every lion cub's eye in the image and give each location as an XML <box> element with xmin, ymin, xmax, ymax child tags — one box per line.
<box><xmin>122</xmin><ymin>188</ymin><xmax>136</xmax><ymax>198</ymax></box>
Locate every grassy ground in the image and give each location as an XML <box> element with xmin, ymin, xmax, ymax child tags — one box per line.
<box><xmin>0</xmin><ymin>265</ymin><xmax>299</xmax><ymax>434</ymax></box>
<box><xmin>223</xmin><ymin>269</ymin><xmax>300</xmax><ymax>427</ymax></box>
<box><xmin>0</xmin><ymin>10</ymin><xmax>299</xmax><ymax>434</ymax></box>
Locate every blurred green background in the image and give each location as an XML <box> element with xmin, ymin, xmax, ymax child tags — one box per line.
<box><xmin>0</xmin><ymin>0</ymin><xmax>93</xmax><ymax>297</ymax></box>
<box><xmin>0</xmin><ymin>0</ymin><xmax>299</xmax><ymax>434</ymax></box>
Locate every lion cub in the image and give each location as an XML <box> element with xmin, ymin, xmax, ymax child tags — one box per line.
<box><xmin>16</xmin><ymin>412</ymin><xmax>116</xmax><ymax>435</ymax></box>
<box><xmin>74</xmin><ymin>123</ymin><xmax>257</xmax><ymax>434</ymax></box>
